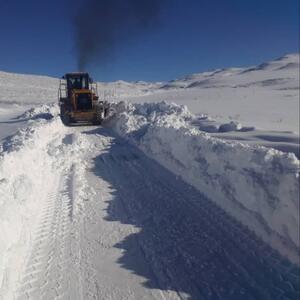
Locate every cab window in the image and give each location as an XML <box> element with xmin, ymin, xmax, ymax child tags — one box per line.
<box><xmin>67</xmin><ymin>74</ymin><xmax>89</xmax><ymax>90</ymax></box>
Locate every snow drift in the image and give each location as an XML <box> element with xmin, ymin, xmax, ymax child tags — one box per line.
<box><xmin>110</xmin><ymin>101</ymin><xmax>300</xmax><ymax>262</ymax></box>
<box><xmin>0</xmin><ymin>118</ymin><xmax>61</xmax><ymax>294</ymax></box>
<box><xmin>0</xmin><ymin>107</ymin><xmax>90</xmax><ymax>296</ymax></box>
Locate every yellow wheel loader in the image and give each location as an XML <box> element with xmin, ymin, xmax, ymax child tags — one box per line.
<box><xmin>58</xmin><ymin>72</ymin><xmax>109</xmax><ymax>126</ymax></box>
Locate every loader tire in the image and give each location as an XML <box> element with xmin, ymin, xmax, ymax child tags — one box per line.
<box><xmin>60</xmin><ymin>105</ymin><xmax>71</xmax><ymax>126</ymax></box>
<box><xmin>95</xmin><ymin>105</ymin><xmax>104</xmax><ymax>125</ymax></box>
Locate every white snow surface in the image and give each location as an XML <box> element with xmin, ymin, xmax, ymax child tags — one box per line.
<box><xmin>110</xmin><ymin>101</ymin><xmax>300</xmax><ymax>261</ymax></box>
<box><xmin>0</xmin><ymin>71</ymin><xmax>57</xmax><ymax>106</ymax></box>
<box><xmin>0</xmin><ymin>103</ymin><xmax>299</xmax><ymax>299</ymax></box>
<box><xmin>0</xmin><ymin>53</ymin><xmax>299</xmax><ymax>299</ymax></box>
<box><xmin>125</xmin><ymin>53</ymin><xmax>300</xmax><ymax>134</ymax></box>
<box><xmin>0</xmin><ymin>116</ymin><xmax>92</xmax><ymax>297</ymax></box>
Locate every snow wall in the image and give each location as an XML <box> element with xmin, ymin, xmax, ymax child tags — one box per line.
<box><xmin>0</xmin><ymin>119</ymin><xmax>61</xmax><ymax>295</ymax></box>
<box><xmin>110</xmin><ymin>101</ymin><xmax>300</xmax><ymax>263</ymax></box>
<box><xmin>0</xmin><ymin>105</ymin><xmax>90</xmax><ymax>296</ymax></box>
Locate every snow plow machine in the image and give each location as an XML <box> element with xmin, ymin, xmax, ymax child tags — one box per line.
<box><xmin>58</xmin><ymin>72</ymin><xmax>110</xmax><ymax>126</ymax></box>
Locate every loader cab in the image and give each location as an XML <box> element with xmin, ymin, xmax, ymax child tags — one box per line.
<box><xmin>64</xmin><ymin>73</ymin><xmax>90</xmax><ymax>91</ymax></box>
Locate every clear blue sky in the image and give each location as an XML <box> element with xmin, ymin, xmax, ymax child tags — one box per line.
<box><xmin>0</xmin><ymin>0</ymin><xmax>298</xmax><ymax>81</ymax></box>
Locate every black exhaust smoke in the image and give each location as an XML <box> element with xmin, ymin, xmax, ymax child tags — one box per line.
<box><xmin>74</xmin><ymin>0</ymin><xmax>165</xmax><ymax>71</ymax></box>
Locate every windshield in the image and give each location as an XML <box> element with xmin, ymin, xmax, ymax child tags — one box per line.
<box><xmin>67</xmin><ymin>74</ymin><xmax>89</xmax><ymax>90</ymax></box>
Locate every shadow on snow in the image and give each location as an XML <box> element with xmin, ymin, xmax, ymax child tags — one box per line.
<box><xmin>85</xmin><ymin>127</ymin><xmax>300</xmax><ymax>300</ymax></box>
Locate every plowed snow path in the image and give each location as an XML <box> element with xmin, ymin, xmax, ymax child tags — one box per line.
<box><xmin>14</xmin><ymin>125</ymin><xmax>299</xmax><ymax>300</ymax></box>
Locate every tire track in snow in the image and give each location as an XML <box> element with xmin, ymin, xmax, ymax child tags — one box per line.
<box><xmin>73</xmin><ymin>132</ymin><xmax>169</xmax><ymax>300</ymax></box>
<box><xmin>15</xmin><ymin>167</ymin><xmax>82</xmax><ymax>300</ymax></box>
<box><xmin>129</xmin><ymin>156</ymin><xmax>300</xmax><ymax>300</ymax></box>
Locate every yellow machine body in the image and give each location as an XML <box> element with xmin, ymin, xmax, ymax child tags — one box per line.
<box><xmin>58</xmin><ymin>73</ymin><xmax>108</xmax><ymax>126</ymax></box>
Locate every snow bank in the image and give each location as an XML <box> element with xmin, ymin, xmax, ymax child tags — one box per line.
<box><xmin>0</xmin><ymin>106</ymin><xmax>90</xmax><ymax>297</ymax></box>
<box><xmin>15</xmin><ymin>103</ymin><xmax>59</xmax><ymax>120</ymax></box>
<box><xmin>0</xmin><ymin>118</ymin><xmax>61</xmax><ymax>295</ymax></box>
<box><xmin>110</xmin><ymin>101</ymin><xmax>300</xmax><ymax>262</ymax></box>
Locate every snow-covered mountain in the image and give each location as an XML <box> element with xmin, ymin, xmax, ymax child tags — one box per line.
<box><xmin>1</xmin><ymin>53</ymin><xmax>299</xmax><ymax>97</ymax></box>
<box><xmin>160</xmin><ymin>53</ymin><xmax>299</xmax><ymax>90</ymax></box>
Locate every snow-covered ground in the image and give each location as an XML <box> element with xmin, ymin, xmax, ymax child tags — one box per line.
<box><xmin>0</xmin><ymin>54</ymin><xmax>299</xmax><ymax>299</ymax></box>
<box><xmin>115</xmin><ymin>53</ymin><xmax>300</xmax><ymax>134</ymax></box>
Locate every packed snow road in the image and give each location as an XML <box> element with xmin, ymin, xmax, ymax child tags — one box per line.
<box><xmin>3</xmin><ymin>122</ymin><xmax>297</xmax><ymax>300</ymax></box>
